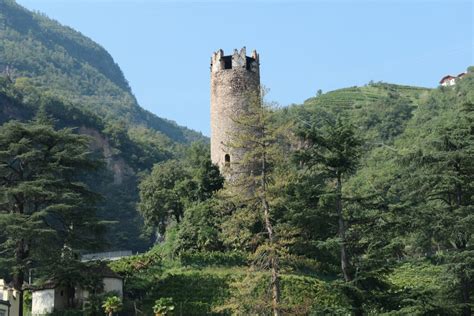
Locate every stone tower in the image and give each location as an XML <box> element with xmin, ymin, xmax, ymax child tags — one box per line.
<box><xmin>210</xmin><ymin>47</ymin><xmax>260</xmax><ymax>178</ymax></box>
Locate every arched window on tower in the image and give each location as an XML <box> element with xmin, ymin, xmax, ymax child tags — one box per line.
<box><xmin>224</xmin><ymin>154</ymin><xmax>230</xmax><ymax>167</ymax></box>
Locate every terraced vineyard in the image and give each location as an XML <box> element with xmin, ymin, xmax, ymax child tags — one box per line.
<box><xmin>294</xmin><ymin>83</ymin><xmax>432</xmax><ymax>147</ymax></box>
<box><xmin>304</xmin><ymin>83</ymin><xmax>430</xmax><ymax>109</ymax></box>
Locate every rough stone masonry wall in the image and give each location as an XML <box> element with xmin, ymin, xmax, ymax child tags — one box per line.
<box><xmin>210</xmin><ymin>48</ymin><xmax>260</xmax><ymax>179</ymax></box>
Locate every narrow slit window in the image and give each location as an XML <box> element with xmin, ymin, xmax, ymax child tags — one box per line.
<box><xmin>224</xmin><ymin>154</ymin><xmax>230</xmax><ymax>167</ymax></box>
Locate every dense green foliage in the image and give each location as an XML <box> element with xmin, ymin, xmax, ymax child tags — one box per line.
<box><xmin>102</xmin><ymin>295</ymin><xmax>123</xmax><ymax>316</ymax></box>
<box><xmin>0</xmin><ymin>78</ymin><xmax>167</xmax><ymax>252</ymax></box>
<box><xmin>0</xmin><ymin>0</ymin><xmax>203</xmax><ymax>143</ymax></box>
<box><xmin>138</xmin><ymin>142</ymin><xmax>224</xmax><ymax>248</ymax></box>
<box><xmin>109</xmin><ymin>249</ymin><xmax>349</xmax><ymax>316</ymax></box>
<box><xmin>122</xmin><ymin>73</ymin><xmax>473</xmax><ymax>315</ymax></box>
<box><xmin>1</xmin><ymin>1</ymin><xmax>472</xmax><ymax>314</ymax></box>
<box><xmin>0</xmin><ymin>114</ymin><xmax>105</xmax><ymax>314</ymax></box>
<box><xmin>0</xmin><ymin>1</ymin><xmax>206</xmax><ymax>252</ymax></box>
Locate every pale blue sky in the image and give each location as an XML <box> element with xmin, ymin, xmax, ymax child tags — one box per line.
<box><xmin>17</xmin><ymin>0</ymin><xmax>473</xmax><ymax>135</ymax></box>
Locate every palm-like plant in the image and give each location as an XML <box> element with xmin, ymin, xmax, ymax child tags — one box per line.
<box><xmin>102</xmin><ymin>295</ymin><xmax>123</xmax><ymax>316</ymax></box>
<box><xmin>153</xmin><ymin>297</ymin><xmax>175</xmax><ymax>316</ymax></box>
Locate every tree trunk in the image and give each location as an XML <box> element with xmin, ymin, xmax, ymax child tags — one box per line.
<box><xmin>454</xmin><ymin>164</ymin><xmax>470</xmax><ymax>316</ymax></box>
<box><xmin>14</xmin><ymin>239</ymin><xmax>27</xmax><ymax>316</ymax></box>
<box><xmin>261</xmin><ymin>149</ymin><xmax>281</xmax><ymax>316</ymax></box>
<box><xmin>460</xmin><ymin>272</ymin><xmax>471</xmax><ymax>316</ymax></box>
<box><xmin>263</xmin><ymin>198</ymin><xmax>281</xmax><ymax>316</ymax></box>
<box><xmin>336</xmin><ymin>174</ymin><xmax>352</xmax><ymax>283</ymax></box>
<box><xmin>67</xmin><ymin>285</ymin><xmax>76</xmax><ymax>308</ymax></box>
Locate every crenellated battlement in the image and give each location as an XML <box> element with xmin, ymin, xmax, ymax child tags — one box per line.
<box><xmin>211</xmin><ymin>47</ymin><xmax>259</xmax><ymax>73</ymax></box>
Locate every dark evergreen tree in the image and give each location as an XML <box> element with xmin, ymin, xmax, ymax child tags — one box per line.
<box><xmin>397</xmin><ymin>98</ymin><xmax>474</xmax><ymax>315</ymax></box>
<box><xmin>0</xmin><ymin>114</ymin><xmax>104</xmax><ymax>315</ymax></box>
<box><xmin>295</xmin><ymin>112</ymin><xmax>366</xmax><ymax>314</ymax></box>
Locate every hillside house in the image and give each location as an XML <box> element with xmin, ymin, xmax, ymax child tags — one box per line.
<box><xmin>30</xmin><ymin>266</ymin><xmax>123</xmax><ymax>316</ymax></box>
<box><xmin>440</xmin><ymin>72</ymin><xmax>467</xmax><ymax>86</ymax></box>
<box><xmin>0</xmin><ymin>280</ymin><xmax>20</xmax><ymax>316</ymax></box>
<box><xmin>439</xmin><ymin>75</ymin><xmax>457</xmax><ymax>86</ymax></box>
<box><xmin>457</xmin><ymin>72</ymin><xmax>467</xmax><ymax>80</ymax></box>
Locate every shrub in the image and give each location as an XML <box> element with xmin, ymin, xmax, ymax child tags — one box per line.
<box><xmin>153</xmin><ymin>297</ymin><xmax>175</xmax><ymax>315</ymax></box>
<box><xmin>102</xmin><ymin>295</ymin><xmax>123</xmax><ymax>316</ymax></box>
<box><xmin>179</xmin><ymin>251</ymin><xmax>249</xmax><ymax>267</ymax></box>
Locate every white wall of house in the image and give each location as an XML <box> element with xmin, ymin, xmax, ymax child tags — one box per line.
<box><xmin>103</xmin><ymin>278</ymin><xmax>123</xmax><ymax>297</ymax></box>
<box><xmin>0</xmin><ymin>280</ymin><xmax>20</xmax><ymax>316</ymax></box>
<box><xmin>32</xmin><ymin>289</ymin><xmax>55</xmax><ymax>316</ymax></box>
<box><xmin>31</xmin><ymin>277</ymin><xmax>123</xmax><ymax>314</ymax></box>
<box><xmin>441</xmin><ymin>78</ymin><xmax>457</xmax><ymax>86</ymax></box>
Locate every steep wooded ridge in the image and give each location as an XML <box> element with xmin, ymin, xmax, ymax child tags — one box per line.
<box><xmin>0</xmin><ymin>0</ymin><xmax>205</xmax><ymax>252</ymax></box>
<box><xmin>0</xmin><ymin>0</ymin><xmax>203</xmax><ymax>143</ymax></box>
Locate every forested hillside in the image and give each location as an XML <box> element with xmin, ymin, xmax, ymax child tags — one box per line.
<box><xmin>289</xmin><ymin>82</ymin><xmax>431</xmax><ymax>147</ymax></box>
<box><xmin>111</xmin><ymin>71</ymin><xmax>472</xmax><ymax>315</ymax></box>
<box><xmin>0</xmin><ymin>0</ymin><xmax>207</xmax><ymax>252</ymax></box>
<box><xmin>0</xmin><ymin>0</ymin><xmax>203</xmax><ymax>143</ymax></box>
<box><xmin>0</xmin><ymin>1</ymin><xmax>472</xmax><ymax>314</ymax></box>
<box><xmin>1</xmin><ymin>78</ymin><xmax>163</xmax><ymax>252</ymax></box>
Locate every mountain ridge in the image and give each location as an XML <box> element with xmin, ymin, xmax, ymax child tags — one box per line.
<box><xmin>0</xmin><ymin>0</ymin><xmax>205</xmax><ymax>144</ymax></box>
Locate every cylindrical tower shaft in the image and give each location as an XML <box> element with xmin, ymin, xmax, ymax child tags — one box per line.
<box><xmin>210</xmin><ymin>47</ymin><xmax>260</xmax><ymax>179</ymax></box>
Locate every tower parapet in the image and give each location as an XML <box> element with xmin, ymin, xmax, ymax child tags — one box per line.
<box><xmin>211</xmin><ymin>47</ymin><xmax>259</xmax><ymax>73</ymax></box>
<box><xmin>210</xmin><ymin>47</ymin><xmax>261</xmax><ymax>179</ymax></box>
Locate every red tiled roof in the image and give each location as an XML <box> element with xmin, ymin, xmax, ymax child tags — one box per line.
<box><xmin>439</xmin><ymin>75</ymin><xmax>456</xmax><ymax>84</ymax></box>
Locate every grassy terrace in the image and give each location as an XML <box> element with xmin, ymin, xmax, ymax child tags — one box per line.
<box><xmin>109</xmin><ymin>250</ymin><xmax>444</xmax><ymax>315</ymax></box>
<box><xmin>304</xmin><ymin>83</ymin><xmax>431</xmax><ymax>109</ymax></box>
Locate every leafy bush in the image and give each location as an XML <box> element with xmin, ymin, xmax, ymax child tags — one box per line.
<box><xmin>153</xmin><ymin>297</ymin><xmax>175</xmax><ymax>315</ymax></box>
<box><xmin>102</xmin><ymin>295</ymin><xmax>123</xmax><ymax>316</ymax></box>
<box><xmin>217</xmin><ymin>271</ymin><xmax>350</xmax><ymax>315</ymax></box>
<box><xmin>109</xmin><ymin>252</ymin><xmax>161</xmax><ymax>276</ymax></box>
<box><xmin>153</xmin><ymin>271</ymin><xmax>230</xmax><ymax>315</ymax></box>
<box><xmin>179</xmin><ymin>251</ymin><xmax>249</xmax><ymax>267</ymax></box>
<box><xmin>48</xmin><ymin>310</ymin><xmax>83</xmax><ymax>316</ymax></box>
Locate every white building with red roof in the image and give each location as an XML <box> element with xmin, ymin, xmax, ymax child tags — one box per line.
<box><xmin>440</xmin><ymin>71</ymin><xmax>467</xmax><ymax>87</ymax></box>
<box><xmin>439</xmin><ymin>75</ymin><xmax>457</xmax><ymax>86</ymax></box>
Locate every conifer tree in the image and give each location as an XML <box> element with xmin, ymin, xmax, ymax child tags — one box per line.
<box><xmin>220</xmin><ymin>89</ymin><xmax>286</xmax><ymax>316</ymax></box>
<box><xmin>398</xmin><ymin>99</ymin><xmax>474</xmax><ymax>315</ymax></box>
<box><xmin>294</xmin><ymin>112</ymin><xmax>365</xmax><ymax>314</ymax></box>
<box><xmin>0</xmin><ymin>113</ymin><xmax>103</xmax><ymax>315</ymax></box>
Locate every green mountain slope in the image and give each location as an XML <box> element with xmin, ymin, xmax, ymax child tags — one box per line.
<box><xmin>0</xmin><ymin>0</ymin><xmax>207</xmax><ymax>252</ymax></box>
<box><xmin>0</xmin><ymin>0</ymin><xmax>203</xmax><ymax>143</ymax></box>
<box><xmin>279</xmin><ymin>82</ymin><xmax>431</xmax><ymax>151</ymax></box>
<box><xmin>0</xmin><ymin>78</ymin><xmax>158</xmax><ymax>252</ymax></box>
